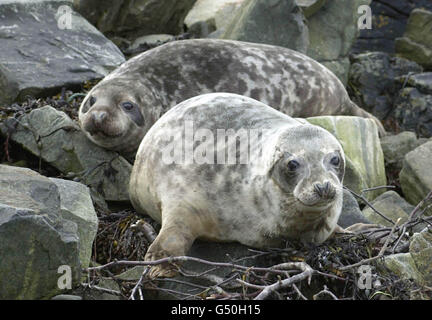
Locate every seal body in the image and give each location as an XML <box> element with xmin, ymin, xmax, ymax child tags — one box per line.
<box><xmin>130</xmin><ymin>93</ymin><xmax>347</xmax><ymax>278</ymax></box>
<box><xmin>79</xmin><ymin>39</ymin><xmax>384</xmax><ymax>156</ymax></box>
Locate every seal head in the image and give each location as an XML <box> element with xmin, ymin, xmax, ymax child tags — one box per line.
<box><xmin>269</xmin><ymin>125</ymin><xmax>345</xmax><ymax>244</ymax></box>
<box><xmin>78</xmin><ymin>79</ymin><xmax>159</xmax><ymax>156</ymax></box>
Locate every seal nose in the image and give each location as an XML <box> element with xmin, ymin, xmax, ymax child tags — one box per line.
<box><xmin>314</xmin><ymin>181</ymin><xmax>334</xmax><ymax>199</ymax></box>
<box><xmin>91</xmin><ymin>111</ymin><xmax>107</xmax><ymax>126</ymax></box>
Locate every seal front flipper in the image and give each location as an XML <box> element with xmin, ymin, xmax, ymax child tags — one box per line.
<box><xmin>144</xmin><ymin>206</ymin><xmax>200</xmax><ymax>278</ymax></box>
<box><xmin>329</xmin><ymin>224</ymin><xmax>353</xmax><ymax>239</ymax></box>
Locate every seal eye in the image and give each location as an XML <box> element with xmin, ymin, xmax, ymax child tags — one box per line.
<box><xmin>287</xmin><ymin>160</ymin><xmax>300</xmax><ymax>171</ymax></box>
<box><xmin>89</xmin><ymin>96</ymin><xmax>96</xmax><ymax>106</ymax></box>
<box><xmin>122</xmin><ymin>102</ymin><xmax>134</xmax><ymax>111</ymax></box>
<box><xmin>330</xmin><ymin>155</ymin><xmax>340</xmax><ymax>166</ymax></box>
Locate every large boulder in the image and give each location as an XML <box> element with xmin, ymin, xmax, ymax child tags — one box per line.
<box><xmin>185</xmin><ymin>0</ymin><xmax>246</xmax><ymax>38</ymax></box>
<box><xmin>0</xmin><ymin>165</ymin><xmax>81</xmax><ymax>299</ymax></box>
<box><xmin>0</xmin><ymin>106</ymin><xmax>132</xmax><ymax>201</ymax></box>
<box><xmin>296</xmin><ymin>0</ymin><xmax>326</xmax><ymax>18</ymax></box>
<box><xmin>73</xmin><ymin>0</ymin><xmax>196</xmax><ymax>40</ymax></box>
<box><xmin>305</xmin><ymin>0</ymin><xmax>371</xmax><ymax>85</ymax></box>
<box><xmin>348</xmin><ymin>52</ymin><xmax>423</xmax><ymax>119</ymax></box>
<box><xmin>380</xmin><ymin>131</ymin><xmax>427</xmax><ymax>172</ymax></box>
<box><xmin>0</xmin><ymin>0</ymin><xmax>125</xmax><ymax>106</ymax></box>
<box><xmin>382</xmin><ymin>228</ymin><xmax>432</xmax><ymax>287</ymax></box>
<box><xmin>362</xmin><ymin>191</ymin><xmax>416</xmax><ymax>228</ymax></box>
<box><xmin>50</xmin><ymin>178</ymin><xmax>98</xmax><ymax>268</ymax></box>
<box><xmin>396</xmin><ymin>9</ymin><xmax>432</xmax><ymax>70</ymax></box>
<box><xmin>220</xmin><ymin>0</ymin><xmax>309</xmax><ymax>54</ymax></box>
<box><xmin>306</xmin><ymin>116</ymin><xmax>387</xmax><ymax>200</ymax></box>
<box><xmin>399</xmin><ymin>141</ymin><xmax>432</xmax><ymax>209</ymax></box>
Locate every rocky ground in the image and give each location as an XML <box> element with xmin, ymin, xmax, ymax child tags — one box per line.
<box><xmin>1</xmin><ymin>0</ymin><xmax>432</xmax><ymax>300</ymax></box>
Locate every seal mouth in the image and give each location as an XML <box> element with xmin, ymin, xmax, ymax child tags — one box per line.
<box><xmin>88</xmin><ymin>130</ymin><xmax>124</xmax><ymax>139</ymax></box>
<box><xmin>296</xmin><ymin>198</ymin><xmax>333</xmax><ymax>212</ymax></box>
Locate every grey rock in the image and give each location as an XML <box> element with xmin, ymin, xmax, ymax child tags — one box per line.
<box><xmin>399</xmin><ymin>141</ymin><xmax>432</xmax><ymax>211</ymax></box>
<box><xmin>382</xmin><ymin>228</ymin><xmax>432</xmax><ymax>287</ymax></box>
<box><xmin>73</xmin><ymin>0</ymin><xmax>196</xmax><ymax>40</ymax></box>
<box><xmin>400</xmin><ymin>72</ymin><xmax>432</xmax><ymax>95</ymax></box>
<box><xmin>380</xmin><ymin>131</ymin><xmax>424</xmax><ymax>171</ymax></box>
<box><xmin>396</xmin><ymin>9</ymin><xmax>432</xmax><ymax>69</ymax></box>
<box><xmin>348</xmin><ymin>52</ymin><xmax>423</xmax><ymax>119</ymax></box>
<box><xmin>295</xmin><ymin>0</ymin><xmax>326</xmax><ymax>18</ymax></box>
<box><xmin>184</xmin><ymin>0</ymin><xmax>246</xmax><ymax>37</ymax></box>
<box><xmin>362</xmin><ymin>191</ymin><xmax>415</xmax><ymax>228</ymax></box>
<box><xmin>338</xmin><ymin>189</ymin><xmax>371</xmax><ymax>228</ymax></box>
<box><xmin>0</xmin><ymin>106</ymin><xmax>132</xmax><ymax>201</ymax></box>
<box><xmin>0</xmin><ymin>0</ymin><xmax>125</xmax><ymax>105</ymax></box>
<box><xmin>393</xmin><ymin>87</ymin><xmax>432</xmax><ymax>138</ymax></box>
<box><xmin>221</xmin><ymin>0</ymin><xmax>309</xmax><ymax>54</ymax></box>
<box><xmin>0</xmin><ymin>164</ymin><xmax>81</xmax><ymax>300</ymax></box>
<box><xmin>306</xmin><ymin>0</ymin><xmax>371</xmax><ymax>85</ymax></box>
<box><xmin>50</xmin><ymin>178</ymin><xmax>98</xmax><ymax>269</ymax></box>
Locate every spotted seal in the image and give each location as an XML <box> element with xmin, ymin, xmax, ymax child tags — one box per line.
<box><xmin>129</xmin><ymin>93</ymin><xmax>353</xmax><ymax>278</ymax></box>
<box><xmin>78</xmin><ymin>39</ymin><xmax>385</xmax><ymax>157</ymax></box>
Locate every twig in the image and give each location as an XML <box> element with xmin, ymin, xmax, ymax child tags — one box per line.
<box><xmin>339</xmin><ymin>218</ymin><xmax>401</xmax><ymax>271</ymax></box>
<box><xmin>253</xmin><ymin>262</ymin><xmax>314</xmax><ymax>300</ymax></box>
<box><xmin>86</xmin><ymin>256</ymin><xmax>308</xmax><ymax>277</ymax></box>
<box><xmin>80</xmin><ymin>283</ymin><xmax>123</xmax><ymax>297</ymax></box>
<box><xmin>361</xmin><ymin>185</ymin><xmax>396</xmax><ymax>194</ymax></box>
<box><xmin>343</xmin><ymin>186</ymin><xmax>395</xmax><ymax>225</ymax></box>
<box><xmin>313</xmin><ymin>285</ymin><xmax>339</xmax><ymax>300</ymax></box>
<box><xmin>391</xmin><ymin>190</ymin><xmax>432</xmax><ymax>253</ymax></box>
<box><xmin>129</xmin><ymin>267</ymin><xmax>149</xmax><ymax>300</ymax></box>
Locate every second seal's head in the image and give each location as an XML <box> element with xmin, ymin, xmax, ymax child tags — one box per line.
<box><xmin>78</xmin><ymin>79</ymin><xmax>154</xmax><ymax>156</ymax></box>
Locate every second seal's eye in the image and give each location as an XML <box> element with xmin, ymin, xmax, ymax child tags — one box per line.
<box><xmin>122</xmin><ymin>102</ymin><xmax>134</xmax><ymax>111</ymax></box>
<box><xmin>330</xmin><ymin>155</ymin><xmax>340</xmax><ymax>166</ymax></box>
<box><xmin>89</xmin><ymin>96</ymin><xmax>96</xmax><ymax>106</ymax></box>
<box><xmin>287</xmin><ymin>160</ymin><xmax>300</xmax><ymax>171</ymax></box>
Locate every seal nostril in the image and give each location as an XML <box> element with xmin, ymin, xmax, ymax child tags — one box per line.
<box><xmin>314</xmin><ymin>181</ymin><xmax>333</xmax><ymax>198</ymax></box>
<box><xmin>314</xmin><ymin>183</ymin><xmax>324</xmax><ymax>197</ymax></box>
<box><xmin>323</xmin><ymin>181</ymin><xmax>331</xmax><ymax>195</ymax></box>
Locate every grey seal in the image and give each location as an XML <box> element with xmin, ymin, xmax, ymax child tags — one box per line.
<box><xmin>78</xmin><ymin>39</ymin><xmax>384</xmax><ymax>156</ymax></box>
<box><xmin>129</xmin><ymin>93</ymin><xmax>350</xmax><ymax>278</ymax></box>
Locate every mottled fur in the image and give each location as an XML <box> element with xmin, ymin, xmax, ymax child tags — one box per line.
<box><xmin>79</xmin><ymin>39</ymin><xmax>384</xmax><ymax>155</ymax></box>
<box><xmin>130</xmin><ymin>93</ymin><xmax>346</xmax><ymax>278</ymax></box>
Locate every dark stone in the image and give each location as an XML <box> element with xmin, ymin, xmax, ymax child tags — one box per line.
<box><xmin>0</xmin><ymin>0</ymin><xmax>124</xmax><ymax>105</ymax></box>
<box><xmin>338</xmin><ymin>189</ymin><xmax>371</xmax><ymax>228</ymax></box>
<box><xmin>393</xmin><ymin>87</ymin><xmax>432</xmax><ymax>138</ymax></box>
<box><xmin>348</xmin><ymin>51</ymin><xmax>423</xmax><ymax>119</ymax></box>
